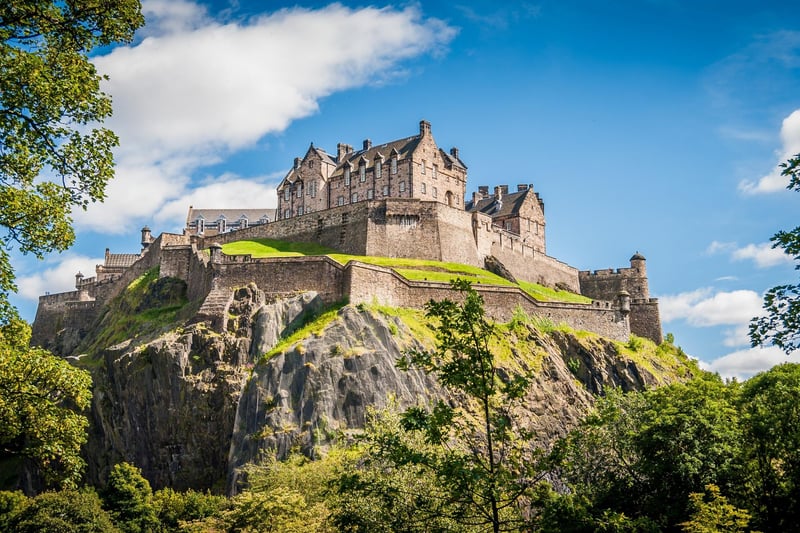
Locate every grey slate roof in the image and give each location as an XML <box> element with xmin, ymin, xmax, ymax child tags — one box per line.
<box><xmin>105</xmin><ymin>253</ymin><xmax>140</xmax><ymax>268</ymax></box>
<box><xmin>331</xmin><ymin>135</ymin><xmax>421</xmax><ymax>177</ymax></box>
<box><xmin>466</xmin><ymin>189</ymin><xmax>531</xmax><ymax>218</ymax></box>
<box><xmin>187</xmin><ymin>208</ymin><xmax>276</xmax><ymax>223</ymax></box>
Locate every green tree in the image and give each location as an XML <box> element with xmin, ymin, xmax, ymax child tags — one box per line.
<box><xmin>738</xmin><ymin>363</ymin><xmax>800</xmax><ymax>532</ymax></box>
<box><xmin>103</xmin><ymin>462</ymin><xmax>158</xmax><ymax>533</ymax></box>
<box><xmin>0</xmin><ymin>0</ymin><xmax>143</xmax><ymax>321</ymax></box>
<box><xmin>394</xmin><ymin>279</ymin><xmax>539</xmax><ymax>532</ymax></box>
<box><xmin>547</xmin><ymin>375</ymin><xmax>744</xmax><ymax>530</ymax></box>
<box><xmin>750</xmin><ymin>153</ymin><xmax>800</xmax><ymax>353</ymax></box>
<box><xmin>152</xmin><ymin>487</ymin><xmax>228</xmax><ymax>532</ymax></box>
<box><xmin>0</xmin><ymin>319</ymin><xmax>92</xmax><ymax>488</ymax></box>
<box><xmin>7</xmin><ymin>488</ymin><xmax>119</xmax><ymax>532</ymax></box>
<box><xmin>679</xmin><ymin>484</ymin><xmax>751</xmax><ymax>533</ymax></box>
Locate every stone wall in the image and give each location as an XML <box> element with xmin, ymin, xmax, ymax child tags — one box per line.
<box><xmin>630</xmin><ymin>299</ymin><xmax>663</xmax><ymax>345</ymax></box>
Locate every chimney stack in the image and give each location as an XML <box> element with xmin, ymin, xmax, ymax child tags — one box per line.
<box><xmin>478</xmin><ymin>185</ymin><xmax>489</xmax><ymax>197</ymax></box>
<box><xmin>294</xmin><ymin>157</ymin><xmax>301</xmax><ymax>169</ymax></box>
<box><xmin>450</xmin><ymin>147</ymin><xmax>459</xmax><ymax>160</ymax></box>
<box><xmin>337</xmin><ymin>143</ymin><xmax>352</xmax><ymax>161</ymax></box>
<box><xmin>494</xmin><ymin>186</ymin><xmax>503</xmax><ymax>202</ymax></box>
<box><xmin>419</xmin><ymin>119</ymin><xmax>432</xmax><ymax>137</ymax></box>
<box><xmin>517</xmin><ymin>184</ymin><xmax>528</xmax><ymax>192</ymax></box>
<box><xmin>363</xmin><ymin>139</ymin><xmax>372</xmax><ymax>150</ymax></box>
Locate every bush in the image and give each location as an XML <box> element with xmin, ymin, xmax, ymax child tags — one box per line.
<box><xmin>8</xmin><ymin>489</ymin><xmax>119</xmax><ymax>533</ymax></box>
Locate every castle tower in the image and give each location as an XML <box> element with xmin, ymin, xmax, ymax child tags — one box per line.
<box><xmin>627</xmin><ymin>252</ymin><xmax>649</xmax><ymax>300</ymax></box>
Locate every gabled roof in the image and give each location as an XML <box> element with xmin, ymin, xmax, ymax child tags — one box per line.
<box><xmin>440</xmin><ymin>148</ymin><xmax>466</xmax><ymax>170</ymax></box>
<box><xmin>331</xmin><ymin>135</ymin><xmax>421</xmax><ymax>176</ymax></box>
<box><xmin>104</xmin><ymin>253</ymin><xmax>140</xmax><ymax>269</ymax></box>
<box><xmin>466</xmin><ymin>189</ymin><xmax>533</xmax><ymax>218</ymax></box>
<box><xmin>187</xmin><ymin>208</ymin><xmax>276</xmax><ymax>223</ymax></box>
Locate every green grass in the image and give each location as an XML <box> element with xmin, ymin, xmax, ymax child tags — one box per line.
<box><xmin>261</xmin><ymin>301</ymin><xmax>347</xmax><ymax>362</ymax></box>
<box><xmin>220</xmin><ymin>238</ymin><xmax>592</xmax><ymax>304</ymax></box>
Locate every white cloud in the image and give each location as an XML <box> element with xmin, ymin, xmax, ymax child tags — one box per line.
<box><xmin>739</xmin><ymin>109</ymin><xmax>800</xmax><ymax>194</ymax></box>
<box><xmin>16</xmin><ymin>255</ymin><xmax>105</xmax><ymax>301</ymax></box>
<box><xmin>706</xmin><ymin>240</ymin><xmax>793</xmax><ymax>268</ymax></box>
<box><xmin>703</xmin><ymin>345</ymin><xmax>800</xmax><ymax>380</ymax></box>
<box><xmin>731</xmin><ymin>242</ymin><xmax>794</xmax><ymax>267</ymax></box>
<box><xmin>78</xmin><ymin>2</ymin><xmax>456</xmax><ymax>234</ymax></box>
<box><xmin>659</xmin><ymin>288</ymin><xmax>763</xmax><ymax>326</ymax></box>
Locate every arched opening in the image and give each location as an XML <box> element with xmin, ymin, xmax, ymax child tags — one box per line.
<box><xmin>445</xmin><ymin>191</ymin><xmax>454</xmax><ymax>207</ymax></box>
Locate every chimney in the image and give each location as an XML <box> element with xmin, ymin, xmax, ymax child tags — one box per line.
<box><xmin>294</xmin><ymin>157</ymin><xmax>301</xmax><ymax>169</ymax></box>
<box><xmin>363</xmin><ymin>139</ymin><xmax>372</xmax><ymax>151</ymax></box>
<box><xmin>478</xmin><ymin>185</ymin><xmax>489</xmax><ymax>197</ymax></box>
<box><xmin>499</xmin><ymin>184</ymin><xmax>509</xmax><ymax>195</ymax></box>
<box><xmin>517</xmin><ymin>184</ymin><xmax>528</xmax><ymax>192</ymax></box>
<box><xmin>337</xmin><ymin>143</ymin><xmax>351</xmax><ymax>162</ymax></box>
<box><xmin>450</xmin><ymin>147</ymin><xmax>459</xmax><ymax>160</ymax></box>
<box><xmin>494</xmin><ymin>186</ymin><xmax>503</xmax><ymax>202</ymax></box>
<box><xmin>472</xmin><ymin>191</ymin><xmax>481</xmax><ymax>206</ymax></box>
<box><xmin>419</xmin><ymin>119</ymin><xmax>431</xmax><ymax>137</ymax></box>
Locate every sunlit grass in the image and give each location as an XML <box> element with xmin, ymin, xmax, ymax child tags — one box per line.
<box><xmin>219</xmin><ymin>238</ymin><xmax>592</xmax><ymax>304</ymax></box>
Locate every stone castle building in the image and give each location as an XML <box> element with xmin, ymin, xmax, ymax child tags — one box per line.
<box><xmin>32</xmin><ymin>121</ymin><xmax>663</xmax><ymax>349</ymax></box>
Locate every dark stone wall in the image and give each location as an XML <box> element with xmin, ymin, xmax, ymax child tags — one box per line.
<box><xmin>630</xmin><ymin>299</ymin><xmax>663</xmax><ymax>344</ymax></box>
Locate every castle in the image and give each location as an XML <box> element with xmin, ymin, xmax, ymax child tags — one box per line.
<box><xmin>31</xmin><ymin>121</ymin><xmax>662</xmax><ymax>350</ymax></box>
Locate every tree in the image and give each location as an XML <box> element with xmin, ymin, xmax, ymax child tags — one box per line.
<box><xmin>394</xmin><ymin>279</ymin><xmax>539</xmax><ymax>532</ymax></box>
<box><xmin>0</xmin><ymin>319</ymin><xmax>92</xmax><ymax>488</ymax></box>
<box><xmin>103</xmin><ymin>462</ymin><xmax>158</xmax><ymax>533</ymax></box>
<box><xmin>0</xmin><ymin>0</ymin><xmax>143</xmax><ymax>322</ymax></box>
<box><xmin>738</xmin><ymin>363</ymin><xmax>800</xmax><ymax>532</ymax></box>
<box><xmin>750</xmin><ymin>153</ymin><xmax>800</xmax><ymax>353</ymax></box>
<box><xmin>7</xmin><ymin>488</ymin><xmax>119</xmax><ymax>533</ymax></box>
<box><xmin>679</xmin><ymin>485</ymin><xmax>751</xmax><ymax>533</ymax></box>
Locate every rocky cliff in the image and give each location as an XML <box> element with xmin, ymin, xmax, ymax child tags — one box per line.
<box><xmin>57</xmin><ymin>272</ymin><xmax>692</xmax><ymax>494</ymax></box>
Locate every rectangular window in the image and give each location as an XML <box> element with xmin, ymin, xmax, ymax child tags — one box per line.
<box><xmin>421</xmin><ymin>182</ymin><xmax>426</xmax><ymax>194</ymax></box>
<box><xmin>505</xmin><ymin>221</ymin><xmax>512</xmax><ymax>232</ymax></box>
<box><xmin>337</xmin><ymin>196</ymin><xmax>344</xmax><ymax>206</ymax></box>
<box><xmin>359</xmin><ymin>165</ymin><xmax>366</xmax><ymax>182</ymax></box>
<box><xmin>298</xmin><ymin>206</ymin><xmax>304</xmax><ymax>216</ymax></box>
<box><xmin>283</xmin><ymin>189</ymin><xmax>290</xmax><ymax>201</ymax></box>
<box><xmin>376</xmin><ymin>160</ymin><xmax>382</xmax><ymax>179</ymax></box>
<box><xmin>391</xmin><ymin>158</ymin><xmax>397</xmax><ymax>175</ymax></box>
<box><xmin>399</xmin><ymin>181</ymin><xmax>406</xmax><ymax>192</ymax></box>
<box><xmin>432</xmin><ymin>186</ymin><xmax>438</xmax><ymax>198</ymax></box>
<box><xmin>297</xmin><ymin>184</ymin><xmax>302</xmax><ymax>198</ymax></box>
<box><xmin>420</xmin><ymin>160</ymin><xmax>426</xmax><ymax>175</ymax></box>
<box><xmin>344</xmin><ymin>167</ymin><xmax>350</xmax><ymax>185</ymax></box>
<box><xmin>284</xmin><ymin>209</ymin><xmax>291</xmax><ymax>218</ymax></box>
<box><xmin>432</xmin><ymin>165</ymin><xmax>437</xmax><ymax>179</ymax></box>
<box><xmin>383</xmin><ymin>185</ymin><xmax>389</xmax><ymax>196</ymax></box>
<box><xmin>352</xmin><ymin>192</ymin><xmax>358</xmax><ymax>203</ymax></box>
<box><xmin>367</xmin><ymin>189</ymin><xmax>374</xmax><ymax>199</ymax></box>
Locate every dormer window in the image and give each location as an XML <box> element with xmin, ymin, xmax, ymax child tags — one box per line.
<box><xmin>197</xmin><ymin>218</ymin><xmax>205</xmax><ymax>234</ymax></box>
<box><xmin>240</xmin><ymin>217</ymin><xmax>248</xmax><ymax>229</ymax></box>
<box><xmin>218</xmin><ymin>217</ymin><xmax>226</xmax><ymax>233</ymax></box>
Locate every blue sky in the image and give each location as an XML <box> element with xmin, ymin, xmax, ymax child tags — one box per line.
<box><xmin>13</xmin><ymin>0</ymin><xmax>800</xmax><ymax>378</ymax></box>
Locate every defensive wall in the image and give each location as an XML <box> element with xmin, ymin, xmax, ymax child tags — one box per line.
<box><xmin>32</xmin><ymin>233</ymin><xmax>633</xmax><ymax>350</ymax></box>
<box><xmin>198</xmin><ymin>198</ymin><xmax>579</xmax><ymax>291</ymax></box>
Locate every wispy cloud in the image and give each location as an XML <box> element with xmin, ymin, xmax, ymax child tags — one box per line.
<box><xmin>739</xmin><ymin>108</ymin><xmax>800</xmax><ymax>194</ymax></box>
<box><xmin>76</xmin><ymin>1</ymin><xmax>457</xmax><ymax>234</ymax></box>
<box><xmin>455</xmin><ymin>3</ymin><xmax>541</xmax><ymax>31</ymax></box>
<box><xmin>707</xmin><ymin>240</ymin><xmax>793</xmax><ymax>268</ymax></box>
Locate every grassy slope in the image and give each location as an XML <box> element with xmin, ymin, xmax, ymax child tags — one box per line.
<box><xmin>220</xmin><ymin>238</ymin><xmax>591</xmax><ymax>304</ymax></box>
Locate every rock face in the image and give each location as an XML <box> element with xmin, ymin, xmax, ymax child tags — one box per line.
<box><xmin>74</xmin><ymin>279</ymin><xmax>684</xmax><ymax>494</ymax></box>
